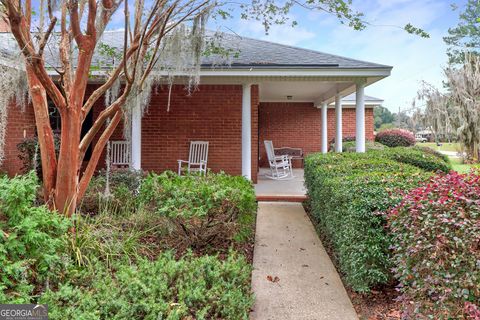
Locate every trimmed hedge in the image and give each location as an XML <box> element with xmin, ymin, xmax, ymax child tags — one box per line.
<box><xmin>304</xmin><ymin>149</ymin><xmax>437</xmax><ymax>292</ymax></box>
<box><xmin>326</xmin><ymin>143</ymin><xmax>452</xmax><ymax>173</ymax></box>
<box><xmin>384</xmin><ymin>147</ymin><xmax>452</xmax><ymax>173</ymax></box>
<box><xmin>375</xmin><ymin>129</ymin><xmax>416</xmax><ymax>147</ymax></box>
<box><xmin>413</xmin><ymin>145</ymin><xmax>450</xmax><ymax>163</ymax></box>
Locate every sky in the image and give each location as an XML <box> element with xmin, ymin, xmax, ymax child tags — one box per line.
<box><xmin>207</xmin><ymin>0</ymin><xmax>467</xmax><ymax>113</ymax></box>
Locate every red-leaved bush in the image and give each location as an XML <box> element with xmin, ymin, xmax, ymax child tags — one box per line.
<box><xmin>465</xmin><ymin>302</ymin><xmax>480</xmax><ymax>320</ymax></box>
<box><xmin>375</xmin><ymin>129</ymin><xmax>416</xmax><ymax>147</ymax></box>
<box><xmin>388</xmin><ymin>172</ymin><xmax>480</xmax><ymax>319</ymax></box>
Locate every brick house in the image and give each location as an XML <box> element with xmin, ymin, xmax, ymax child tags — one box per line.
<box><xmin>0</xmin><ymin>31</ymin><xmax>391</xmax><ymax>183</ymax></box>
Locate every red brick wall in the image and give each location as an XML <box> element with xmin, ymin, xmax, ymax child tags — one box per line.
<box><xmin>138</xmin><ymin>84</ymin><xmax>260</xmax><ymax>181</ymax></box>
<box><xmin>92</xmin><ymin>84</ymin><xmax>260</xmax><ymax>182</ymax></box>
<box><xmin>258</xmin><ymin>102</ymin><xmax>374</xmax><ymax>167</ymax></box>
<box><xmin>1</xmin><ymin>102</ymin><xmax>36</xmax><ymax>176</ymax></box>
<box><xmin>328</xmin><ymin>108</ymin><xmax>375</xmax><ymax>142</ymax></box>
<box><xmin>1</xmin><ymin>84</ymin><xmax>373</xmax><ymax>182</ymax></box>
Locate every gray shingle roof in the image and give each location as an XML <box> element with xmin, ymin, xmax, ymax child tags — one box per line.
<box><xmin>202</xmin><ymin>33</ymin><xmax>391</xmax><ymax>69</ymax></box>
<box><xmin>0</xmin><ymin>30</ymin><xmax>391</xmax><ymax>70</ymax></box>
<box><xmin>342</xmin><ymin>93</ymin><xmax>384</xmax><ymax>102</ymax></box>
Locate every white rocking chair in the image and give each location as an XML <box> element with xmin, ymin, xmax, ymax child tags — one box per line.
<box><xmin>178</xmin><ymin>141</ymin><xmax>209</xmax><ymax>175</ymax></box>
<box><xmin>108</xmin><ymin>141</ymin><xmax>131</xmax><ymax>168</ymax></box>
<box><xmin>264</xmin><ymin>140</ymin><xmax>293</xmax><ymax>180</ymax></box>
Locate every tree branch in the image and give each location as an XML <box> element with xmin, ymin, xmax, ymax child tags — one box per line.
<box><xmin>78</xmin><ymin>109</ymin><xmax>123</xmax><ymax>201</ymax></box>
<box><xmin>78</xmin><ymin>82</ymin><xmax>132</xmax><ymax>162</ymax></box>
<box><xmin>3</xmin><ymin>2</ymin><xmax>67</xmax><ymax>109</ymax></box>
<box><xmin>69</xmin><ymin>0</ymin><xmax>84</xmax><ymax>45</ymax></box>
<box><xmin>81</xmin><ymin>41</ymin><xmax>140</xmax><ymax>118</ymax></box>
<box><xmin>38</xmin><ymin>16</ymin><xmax>57</xmax><ymax>56</ymax></box>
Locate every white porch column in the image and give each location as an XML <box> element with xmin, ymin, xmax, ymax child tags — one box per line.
<box><xmin>335</xmin><ymin>93</ymin><xmax>343</xmax><ymax>152</ymax></box>
<box><xmin>355</xmin><ymin>81</ymin><xmax>366</xmax><ymax>153</ymax></box>
<box><xmin>242</xmin><ymin>84</ymin><xmax>252</xmax><ymax>180</ymax></box>
<box><xmin>321</xmin><ymin>102</ymin><xmax>328</xmax><ymax>154</ymax></box>
<box><xmin>131</xmin><ymin>104</ymin><xmax>142</xmax><ymax>170</ymax></box>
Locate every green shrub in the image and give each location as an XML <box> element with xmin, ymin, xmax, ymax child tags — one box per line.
<box><xmin>0</xmin><ymin>173</ymin><xmax>71</xmax><ymax>303</ymax></box>
<box><xmin>79</xmin><ymin>169</ymin><xmax>144</xmax><ymax>215</ymax></box>
<box><xmin>0</xmin><ymin>172</ymin><xmax>255</xmax><ymax>317</ymax></box>
<box><xmin>385</xmin><ymin>147</ymin><xmax>451</xmax><ymax>173</ymax></box>
<box><xmin>138</xmin><ymin>171</ymin><xmax>257</xmax><ymax>250</ymax></box>
<box><xmin>304</xmin><ymin>152</ymin><xmax>432</xmax><ymax>292</ymax></box>
<box><xmin>339</xmin><ymin>141</ymin><xmax>387</xmax><ymax>152</ymax></box>
<box><xmin>17</xmin><ymin>135</ymin><xmax>61</xmax><ymax>178</ymax></box>
<box><xmin>388</xmin><ymin>172</ymin><xmax>480</xmax><ymax>319</ymax></box>
<box><xmin>40</xmin><ymin>251</ymin><xmax>253</xmax><ymax>320</ymax></box>
<box><xmin>375</xmin><ymin>129</ymin><xmax>416</xmax><ymax>147</ymax></box>
<box><xmin>413</xmin><ymin>145</ymin><xmax>450</xmax><ymax>163</ymax></box>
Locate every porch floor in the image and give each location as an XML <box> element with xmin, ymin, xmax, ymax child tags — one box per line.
<box><xmin>254</xmin><ymin>168</ymin><xmax>307</xmax><ymax>202</ymax></box>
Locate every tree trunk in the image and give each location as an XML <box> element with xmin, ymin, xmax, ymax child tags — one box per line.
<box><xmin>25</xmin><ymin>65</ymin><xmax>57</xmax><ymax>206</ymax></box>
<box><xmin>54</xmin><ymin>108</ymin><xmax>82</xmax><ymax>216</ymax></box>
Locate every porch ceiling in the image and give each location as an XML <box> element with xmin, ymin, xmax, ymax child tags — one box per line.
<box><xmin>259</xmin><ymin>80</ymin><xmax>351</xmax><ymax>104</ymax></box>
<box><xmin>198</xmin><ymin>73</ymin><xmax>388</xmax><ymax>106</ymax></box>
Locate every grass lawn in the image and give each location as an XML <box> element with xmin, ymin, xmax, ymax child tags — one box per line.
<box><xmin>420</xmin><ymin>142</ymin><xmax>461</xmax><ymax>152</ymax></box>
<box><xmin>449</xmin><ymin>157</ymin><xmax>479</xmax><ymax>173</ymax></box>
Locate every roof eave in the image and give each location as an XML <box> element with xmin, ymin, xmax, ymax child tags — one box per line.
<box><xmin>196</xmin><ymin>66</ymin><xmax>392</xmax><ymax>78</ymax></box>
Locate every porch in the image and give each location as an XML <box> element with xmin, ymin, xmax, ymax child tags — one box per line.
<box><xmin>255</xmin><ymin>168</ymin><xmax>307</xmax><ymax>202</ymax></box>
<box><xmin>97</xmin><ymin>39</ymin><xmax>390</xmax><ymax>183</ymax></box>
<box><xmin>104</xmin><ymin>79</ymin><xmax>381</xmax><ymax>183</ymax></box>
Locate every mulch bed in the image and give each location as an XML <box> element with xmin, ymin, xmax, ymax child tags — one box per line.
<box><xmin>347</xmin><ymin>286</ymin><xmax>402</xmax><ymax>320</ymax></box>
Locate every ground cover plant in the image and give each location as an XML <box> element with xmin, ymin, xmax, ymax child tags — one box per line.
<box><xmin>0</xmin><ymin>171</ymin><xmax>257</xmax><ymax>319</ymax></box>
<box><xmin>388</xmin><ymin>171</ymin><xmax>480</xmax><ymax>319</ymax></box>
<box><xmin>138</xmin><ymin>171</ymin><xmax>256</xmax><ymax>252</ymax></box>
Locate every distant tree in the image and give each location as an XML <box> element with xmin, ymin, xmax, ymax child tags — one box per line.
<box><xmin>417</xmin><ymin>55</ymin><xmax>480</xmax><ymax>161</ymax></box>
<box><xmin>378</xmin><ymin>123</ymin><xmax>395</xmax><ymax>131</ymax></box>
<box><xmin>374</xmin><ymin>106</ymin><xmax>394</xmax><ymax>130</ymax></box>
<box><xmin>393</xmin><ymin>110</ymin><xmax>417</xmax><ymax>132</ymax></box>
<box><xmin>444</xmin><ymin>0</ymin><xmax>480</xmax><ymax>64</ymax></box>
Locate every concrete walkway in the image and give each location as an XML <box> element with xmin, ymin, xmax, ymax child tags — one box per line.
<box><xmin>250</xmin><ymin>202</ymin><xmax>358</xmax><ymax>320</ymax></box>
<box><xmin>255</xmin><ymin>169</ymin><xmax>307</xmax><ymax>198</ymax></box>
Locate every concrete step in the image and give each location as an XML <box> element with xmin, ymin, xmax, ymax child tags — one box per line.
<box><xmin>256</xmin><ymin>195</ymin><xmax>308</xmax><ymax>202</ymax></box>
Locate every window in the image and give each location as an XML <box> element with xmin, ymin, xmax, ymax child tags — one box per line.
<box><xmin>48</xmin><ymin>102</ymin><xmax>61</xmax><ymax>133</ymax></box>
<box><xmin>47</xmin><ymin>101</ymin><xmax>94</xmax><ymax>161</ymax></box>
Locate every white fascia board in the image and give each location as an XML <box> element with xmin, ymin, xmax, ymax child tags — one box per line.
<box><xmin>198</xmin><ymin>67</ymin><xmax>392</xmax><ymax>78</ymax></box>
<box><xmin>52</xmin><ymin>67</ymin><xmax>392</xmax><ymax>79</ymax></box>
<box><xmin>330</xmin><ymin>100</ymin><xmax>384</xmax><ymax>106</ymax></box>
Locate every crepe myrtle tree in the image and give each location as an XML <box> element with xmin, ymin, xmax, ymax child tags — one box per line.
<box><xmin>0</xmin><ymin>0</ymin><xmax>428</xmax><ymax>216</ymax></box>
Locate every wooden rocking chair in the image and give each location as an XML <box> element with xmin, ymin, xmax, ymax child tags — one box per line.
<box><xmin>177</xmin><ymin>141</ymin><xmax>209</xmax><ymax>175</ymax></box>
<box><xmin>264</xmin><ymin>140</ymin><xmax>293</xmax><ymax>180</ymax></box>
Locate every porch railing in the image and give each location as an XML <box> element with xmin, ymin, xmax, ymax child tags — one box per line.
<box><xmin>109</xmin><ymin>141</ymin><xmax>131</xmax><ymax>167</ymax></box>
